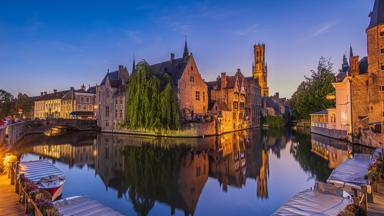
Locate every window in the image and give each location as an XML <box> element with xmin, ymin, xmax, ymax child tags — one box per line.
<box><xmin>115</xmin><ymin>99</ymin><xmax>118</xmax><ymax>104</ymax></box>
<box><xmin>381</xmin><ymin>49</ymin><xmax>384</xmax><ymax>54</ymax></box>
<box><xmin>240</xmin><ymin>102</ymin><xmax>245</xmax><ymax>110</ymax></box>
<box><xmin>381</xmin><ymin>65</ymin><xmax>384</xmax><ymax>71</ymax></box>
<box><xmin>105</xmin><ymin>106</ymin><xmax>110</xmax><ymax>117</ymax></box>
<box><xmin>86</xmin><ymin>97</ymin><xmax>89</xmax><ymax>103</ymax></box>
<box><xmin>381</xmin><ymin>86</ymin><xmax>384</xmax><ymax>91</ymax></box>
<box><xmin>190</xmin><ymin>76</ymin><xmax>195</xmax><ymax>82</ymax></box>
<box><xmin>233</xmin><ymin>112</ymin><xmax>237</xmax><ymax>120</ymax></box>
<box><xmin>195</xmin><ymin>91</ymin><xmax>200</xmax><ymax>100</ymax></box>
<box><xmin>233</xmin><ymin>102</ymin><xmax>238</xmax><ymax>110</ymax></box>
<box><xmin>196</xmin><ymin>167</ymin><xmax>200</xmax><ymax>177</ymax></box>
<box><xmin>115</xmin><ymin>109</ymin><xmax>118</xmax><ymax>118</ymax></box>
<box><xmin>381</xmin><ymin>31</ymin><xmax>384</xmax><ymax>37</ymax></box>
<box><xmin>191</xmin><ymin>66</ymin><xmax>194</xmax><ymax>71</ymax></box>
<box><xmin>120</xmin><ymin>110</ymin><xmax>123</xmax><ymax>118</ymax></box>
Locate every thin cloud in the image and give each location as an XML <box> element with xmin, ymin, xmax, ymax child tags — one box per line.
<box><xmin>124</xmin><ymin>30</ymin><xmax>143</xmax><ymax>44</ymax></box>
<box><xmin>234</xmin><ymin>24</ymin><xmax>259</xmax><ymax>36</ymax></box>
<box><xmin>311</xmin><ymin>21</ymin><xmax>337</xmax><ymax>37</ymax></box>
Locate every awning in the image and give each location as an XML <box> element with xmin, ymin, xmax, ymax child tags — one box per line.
<box><xmin>18</xmin><ymin>160</ymin><xmax>65</xmax><ymax>183</ymax></box>
<box><xmin>70</xmin><ymin>111</ymin><xmax>94</xmax><ymax>116</ymax></box>
<box><xmin>327</xmin><ymin>154</ymin><xmax>372</xmax><ymax>189</ymax></box>
<box><xmin>54</xmin><ymin>196</ymin><xmax>123</xmax><ymax>216</ymax></box>
<box><xmin>273</xmin><ymin>188</ymin><xmax>351</xmax><ymax>216</ymax></box>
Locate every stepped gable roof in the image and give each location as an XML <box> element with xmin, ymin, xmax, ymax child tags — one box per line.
<box><xmin>149</xmin><ymin>56</ymin><xmax>188</xmax><ymax>87</ymax></box>
<box><xmin>368</xmin><ymin>0</ymin><xmax>384</xmax><ymax>29</ymax></box>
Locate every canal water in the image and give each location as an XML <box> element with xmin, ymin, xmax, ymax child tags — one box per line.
<box><xmin>12</xmin><ymin>129</ymin><xmax>373</xmax><ymax>216</ymax></box>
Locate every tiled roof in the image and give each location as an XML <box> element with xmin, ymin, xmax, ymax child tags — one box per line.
<box><xmin>311</xmin><ymin>110</ymin><xmax>328</xmax><ymax>115</ymax></box>
<box><xmin>149</xmin><ymin>57</ymin><xmax>188</xmax><ymax>87</ymax></box>
<box><xmin>359</xmin><ymin>57</ymin><xmax>368</xmax><ymax>74</ymax></box>
<box><xmin>368</xmin><ymin>0</ymin><xmax>384</xmax><ymax>29</ymax></box>
<box><xmin>35</xmin><ymin>90</ymin><xmax>69</xmax><ymax>101</ymax></box>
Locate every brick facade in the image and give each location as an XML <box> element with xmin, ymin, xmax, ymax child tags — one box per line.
<box><xmin>178</xmin><ymin>55</ymin><xmax>208</xmax><ymax>115</ymax></box>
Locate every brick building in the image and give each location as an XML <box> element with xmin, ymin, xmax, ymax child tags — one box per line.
<box><xmin>96</xmin><ymin>65</ymin><xmax>129</xmax><ymax>131</ymax></box>
<box><xmin>311</xmin><ymin>0</ymin><xmax>384</xmax><ymax>147</ymax></box>
<box><xmin>150</xmin><ymin>41</ymin><xmax>208</xmax><ymax>117</ymax></box>
<box><xmin>207</xmin><ymin>69</ymin><xmax>261</xmax><ymax>133</ymax></box>
<box><xmin>33</xmin><ymin>86</ymin><xmax>96</xmax><ymax>119</ymax></box>
<box><xmin>96</xmin><ymin>41</ymin><xmax>209</xmax><ymax>132</ymax></box>
<box><xmin>253</xmin><ymin>44</ymin><xmax>269</xmax><ymax>97</ymax></box>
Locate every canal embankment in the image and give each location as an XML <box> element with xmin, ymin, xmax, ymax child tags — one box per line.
<box><xmin>0</xmin><ymin>174</ymin><xmax>24</xmax><ymax>216</ymax></box>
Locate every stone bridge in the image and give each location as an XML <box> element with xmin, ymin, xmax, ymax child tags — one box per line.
<box><xmin>0</xmin><ymin>119</ymin><xmax>98</xmax><ymax>147</ymax></box>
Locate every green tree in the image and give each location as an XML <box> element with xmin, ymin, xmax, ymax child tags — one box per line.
<box><xmin>125</xmin><ymin>61</ymin><xmax>181</xmax><ymax>130</ymax></box>
<box><xmin>289</xmin><ymin>57</ymin><xmax>336</xmax><ymax>120</ymax></box>
<box><xmin>15</xmin><ymin>93</ymin><xmax>32</xmax><ymax>117</ymax></box>
<box><xmin>0</xmin><ymin>89</ymin><xmax>15</xmax><ymax>119</ymax></box>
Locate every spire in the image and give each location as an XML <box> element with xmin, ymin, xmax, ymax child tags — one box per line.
<box><xmin>132</xmin><ymin>54</ymin><xmax>136</xmax><ymax>73</ymax></box>
<box><xmin>183</xmin><ymin>35</ymin><xmax>189</xmax><ymax>58</ymax></box>
<box><xmin>368</xmin><ymin>0</ymin><xmax>384</xmax><ymax>29</ymax></box>
<box><xmin>349</xmin><ymin>45</ymin><xmax>354</xmax><ymax>58</ymax></box>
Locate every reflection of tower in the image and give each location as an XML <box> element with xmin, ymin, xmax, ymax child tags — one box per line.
<box><xmin>253</xmin><ymin>43</ymin><xmax>269</xmax><ymax>97</ymax></box>
<box><xmin>257</xmin><ymin>147</ymin><xmax>269</xmax><ymax>199</ymax></box>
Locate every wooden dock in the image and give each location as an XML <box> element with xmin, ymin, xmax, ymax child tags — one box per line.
<box><xmin>368</xmin><ymin>182</ymin><xmax>384</xmax><ymax>216</ymax></box>
<box><xmin>0</xmin><ymin>174</ymin><xmax>24</xmax><ymax>216</ymax></box>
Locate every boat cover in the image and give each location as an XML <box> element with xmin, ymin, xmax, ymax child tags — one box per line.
<box><xmin>18</xmin><ymin>160</ymin><xmax>65</xmax><ymax>183</ymax></box>
<box><xmin>327</xmin><ymin>154</ymin><xmax>371</xmax><ymax>188</ymax></box>
<box><xmin>273</xmin><ymin>189</ymin><xmax>352</xmax><ymax>216</ymax></box>
<box><xmin>54</xmin><ymin>196</ymin><xmax>123</xmax><ymax>216</ymax></box>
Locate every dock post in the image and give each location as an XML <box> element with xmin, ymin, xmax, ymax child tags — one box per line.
<box><xmin>361</xmin><ymin>185</ymin><xmax>369</xmax><ymax>212</ymax></box>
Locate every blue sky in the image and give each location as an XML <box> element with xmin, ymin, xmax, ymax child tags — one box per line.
<box><xmin>0</xmin><ymin>0</ymin><xmax>374</xmax><ymax>98</ymax></box>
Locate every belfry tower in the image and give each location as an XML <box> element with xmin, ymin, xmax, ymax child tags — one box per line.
<box><xmin>253</xmin><ymin>43</ymin><xmax>269</xmax><ymax>96</ymax></box>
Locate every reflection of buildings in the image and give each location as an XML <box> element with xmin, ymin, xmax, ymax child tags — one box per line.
<box><xmin>21</xmin><ymin>132</ymin><xmax>96</xmax><ymax>167</ymax></box>
<box><xmin>21</xmin><ymin>129</ymin><xmax>295</xmax><ymax>214</ymax></box>
<box><xmin>310</xmin><ymin>134</ymin><xmax>351</xmax><ymax>169</ymax></box>
<box><xmin>94</xmin><ymin>134</ymin><xmax>209</xmax><ymax>216</ymax></box>
<box><xmin>209</xmin><ymin>132</ymin><xmax>248</xmax><ymax>190</ymax></box>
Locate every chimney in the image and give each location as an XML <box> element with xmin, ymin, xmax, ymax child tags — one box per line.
<box><xmin>221</xmin><ymin>72</ymin><xmax>227</xmax><ymax>89</ymax></box>
<box><xmin>40</xmin><ymin>92</ymin><xmax>43</xmax><ymax>96</ymax></box>
<box><xmin>275</xmin><ymin>92</ymin><xmax>279</xmax><ymax>99</ymax></box>
<box><xmin>53</xmin><ymin>89</ymin><xmax>57</xmax><ymax>93</ymax></box>
<box><xmin>350</xmin><ymin>56</ymin><xmax>359</xmax><ymax>76</ymax></box>
<box><xmin>170</xmin><ymin>53</ymin><xmax>175</xmax><ymax>64</ymax></box>
<box><xmin>118</xmin><ymin>65</ymin><xmax>124</xmax><ymax>72</ymax></box>
<box><xmin>70</xmin><ymin>87</ymin><xmax>75</xmax><ymax>91</ymax></box>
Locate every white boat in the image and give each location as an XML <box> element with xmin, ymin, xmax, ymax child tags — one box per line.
<box><xmin>18</xmin><ymin>160</ymin><xmax>66</xmax><ymax>201</ymax></box>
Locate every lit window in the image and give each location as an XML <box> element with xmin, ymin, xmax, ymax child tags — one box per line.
<box><xmin>195</xmin><ymin>91</ymin><xmax>200</xmax><ymax>100</ymax></box>
<box><xmin>233</xmin><ymin>102</ymin><xmax>238</xmax><ymax>110</ymax></box>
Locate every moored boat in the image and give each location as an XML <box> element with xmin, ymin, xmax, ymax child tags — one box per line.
<box><xmin>18</xmin><ymin>160</ymin><xmax>65</xmax><ymax>200</ymax></box>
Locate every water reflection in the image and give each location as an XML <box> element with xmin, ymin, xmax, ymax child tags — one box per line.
<box><xmin>12</xmin><ymin>129</ymin><xmax>371</xmax><ymax>215</ymax></box>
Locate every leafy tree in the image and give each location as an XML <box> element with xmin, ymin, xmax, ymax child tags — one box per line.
<box><xmin>0</xmin><ymin>89</ymin><xmax>15</xmax><ymax>119</ymax></box>
<box><xmin>15</xmin><ymin>93</ymin><xmax>32</xmax><ymax>117</ymax></box>
<box><xmin>125</xmin><ymin>61</ymin><xmax>181</xmax><ymax>130</ymax></box>
<box><xmin>289</xmin><ymin>57</ymin><xmax>336</xmax><ymax>120</ymax></box>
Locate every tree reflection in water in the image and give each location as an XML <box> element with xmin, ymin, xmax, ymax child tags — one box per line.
<box><xmin>13</xmin><ymin>129</ymin><xmax>370</xmax><ymax>216</ymax></box>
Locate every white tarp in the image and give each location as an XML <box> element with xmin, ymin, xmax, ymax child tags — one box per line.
<box><xmin>19</xmin><ymin>160</ymin><xmax>65</xmax><ymax>183</ymax></box>
<box><xmin>327</xmin><ymin>154</ymin><xmax>371</xmax><ymax>188</ymax></box>
<box><xmin>273</xmin><ymin>189</ymin><xmax>352</xmax><ymax>216</ymax></box>
<box><xmin>54</xmin><ymin>196</ymin><xmax>123</xmax><ymax>216</ymax></box>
